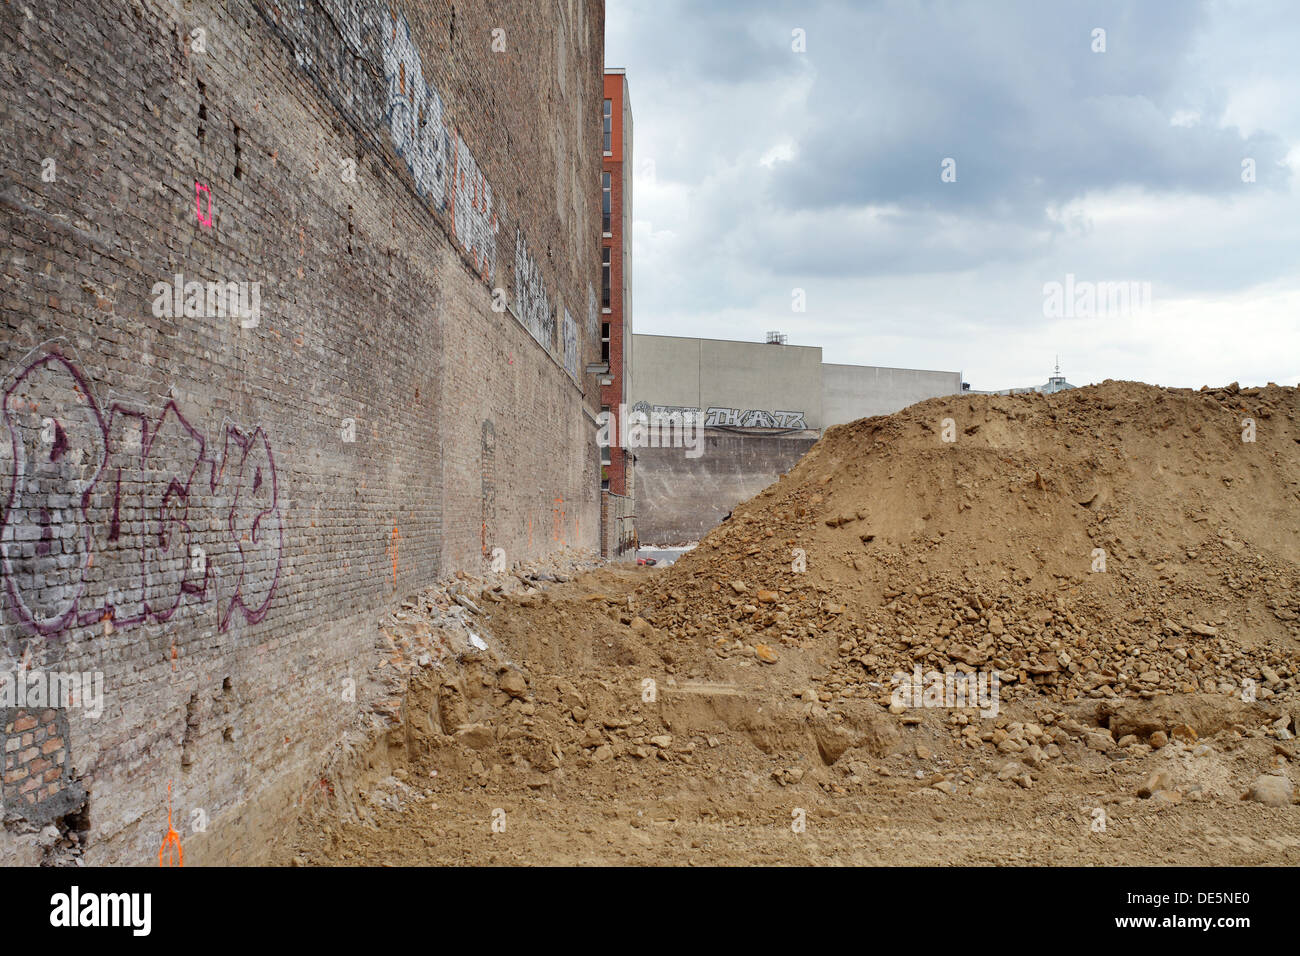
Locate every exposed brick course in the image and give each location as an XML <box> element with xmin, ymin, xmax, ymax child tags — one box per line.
<box><xmin>1</xmin><ymin>0</ymin><xmax>603</xmax><ymax>863</ymax></box>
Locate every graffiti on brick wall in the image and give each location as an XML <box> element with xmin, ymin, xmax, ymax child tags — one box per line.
<box><xmin>380</xmin><ymin>9</ymin><xmax>498</xmax><ymax>279</ymax></box>
<box><xmin>630</xmin><ymin>402</ymin><xmax>807</xmax><ymax>430</ymax></box>
<box><xmin>514</xmin><ymin>230</ymin><xmax>554</xmax><ymax>349</ymax></box>
<box><xmin>562</xmin><ymin>308</ymin><xmax>579</xmax><ymax>381</ymax></box>
<box><xmin>0</xmin><ymin>349</ymin><xmax>283</xmax><ymax>639</ymax></box>
<box><xmin>380</xmin><ymin>6</ymin><xmax>449</xmax><ymax>205</ymax></box>
<box><xmin>264</xmin><ymin>0</ymin><xmax>584</xmax><ymax>367</ymax></box>
<box><xmin>451</xmin><ymin>134</ymin><xmax>499</xmax><ymax>281</ymax></box>
<box><xmin>271</xmin><ymin>0</ymin><xmax>502</xmax><ymax>280</ymax></box>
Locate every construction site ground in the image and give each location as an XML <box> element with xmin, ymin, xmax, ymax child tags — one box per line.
<box><xmin>274</xmin><ymin>381</ymin><xmax>1300</xmax><ymax>866</ymax></box>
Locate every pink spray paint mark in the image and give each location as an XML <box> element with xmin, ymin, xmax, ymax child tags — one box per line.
<box><xmin>195</xmin><ymin>181</ymin><xmax>213</xmax><ymax>228</ymax></box>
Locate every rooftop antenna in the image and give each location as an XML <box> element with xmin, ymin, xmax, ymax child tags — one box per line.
<box><xmin>1054</xmin><ymin>355</ymin><xmax>1060</xmax><ymax>376</ymax></box>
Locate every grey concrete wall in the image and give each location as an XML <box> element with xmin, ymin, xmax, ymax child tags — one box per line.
<box><xmin>635</xmin><ymin>432</ymin><xmax>816</xmax><ymax>545</ymax></box>
<box><xmin>630</xmin><ymin>334</ymin><xmax>823</xmax><ymax>430</ymax></box>
<box><xmin>630</xmin><ymin>335</ymin><xmax>959</xmax><ymax>543</ymax></box>
<box><xmin>822</xmin><ymin>363</ymin><xmax>961</xmax><ymax>425</ymax></box>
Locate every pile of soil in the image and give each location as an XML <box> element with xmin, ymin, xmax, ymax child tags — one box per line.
<box><xmin>276</xmin><ymin>382</ymin><xmax>1300</xmax><ymax>866</ymax></box>
<box><xmin>641</xmin><ymin>380</ymin><xmax>1300</xmax><ymax>708</ymax></box>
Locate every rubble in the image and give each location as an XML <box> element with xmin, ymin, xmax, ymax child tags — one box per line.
<box><xmin>279</xmin><ymin>382</ymin><xmax>1299</xmax><ymax>866</ymax></box>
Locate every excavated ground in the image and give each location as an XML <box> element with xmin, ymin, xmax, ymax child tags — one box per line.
<box><xmin>274</xmin><ymin>381</ymin><xmax>1300</xmax><ymax>865</ymax></box>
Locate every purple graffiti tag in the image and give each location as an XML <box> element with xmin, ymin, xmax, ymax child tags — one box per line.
<box><xmin>140</xmin><ymin>402</ymin><xmax>207</xmax><ymax>625</ymax></box>
<box><xmin>1</xmin><ymin>353</ymin><xmax>108</xmax><ymax>637</ymax></box>
<box><xmin>212</xmin><ymin>424</ymin><xmax>282</xmax><ymax>631</ymax></box>
<box><xmin>0</xmin><ymin>348</ymin><xmax>283</xmax><ymax>639</ymax></box>
<box><xmin>79</xmin><ymin>407</ymin><xmax>150</xmax><ymax>630</ymax></box>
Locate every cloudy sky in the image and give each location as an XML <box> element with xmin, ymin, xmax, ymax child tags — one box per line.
<box><xmin>605</xmin><ymin>0</ymin><xmax>1300</xmax><ymax>390</ymax></box>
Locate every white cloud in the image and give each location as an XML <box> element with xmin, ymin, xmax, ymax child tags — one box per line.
<box><xmin>606</xmin><ymin>0</ymin><xmax>1300</xmax><ymax>389</ymax></box>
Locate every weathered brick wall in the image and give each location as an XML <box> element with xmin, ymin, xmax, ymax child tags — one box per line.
<box><xmin>2</xmin><ymin>707</ymin><xmax>82</xmax><ymax>824</ymax></box>
<box><xmin>0</xmin><ymin>0</ymin><xmax>603</xmax><ymax>864</ymax></box>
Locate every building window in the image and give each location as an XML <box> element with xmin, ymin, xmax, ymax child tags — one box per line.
<box><xmin>602</xmin><ymin>99</ymin><xmax>612</xmax><ymax>153</ymax></box>
<box><xmin>601</xmin><ymin>405</ymin><xmax>612</xmax><ymax>465</ymax></box>
<box><xmin>601</xmin><ymin>247</ymin><xmax>611</xmax><ymax>309</ymax></box>
<box><xmin>601</xmin><ymin>171</ymin><xmax>611</xmax><ymax>234</ymax></box>
<box><xmin>601</xmin><ymin>322</ymin><xmax>610</xmax><ymax>363</ymax></box>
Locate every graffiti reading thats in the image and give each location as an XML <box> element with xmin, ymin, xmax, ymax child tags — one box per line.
<box><xmin>630</xmin><ymin>402</ymin><xmax>807</xmax><ymax>430</ymax></box>
<box><xmin>0</xmin><ymin>349</ymin><xmax>283</xmax><ymax>639</ymax></box>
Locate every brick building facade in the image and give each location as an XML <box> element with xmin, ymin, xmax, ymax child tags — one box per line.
<box><xmin>0</xmin><ymin>0</ymin><xmax>604</xmax><ymax>864</ymax></box>
<box><xmin>599</xmin><ymin>68</ymin><xmax>634</xmax><ymax>556</ymax></box>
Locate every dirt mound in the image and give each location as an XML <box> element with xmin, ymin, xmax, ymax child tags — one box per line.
<box><xmin>276</xmin><ymin>381</ymin><xmax>1300</xmax><ymax>866</ymax></box>
<box><xmin>640</xmin><ymin>381</ymin><xmax>1300</xmax><ymax>709</ymax></box>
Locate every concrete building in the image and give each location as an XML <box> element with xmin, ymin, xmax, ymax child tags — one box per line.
<box><xmin>629</xmin><ymin>333</ymin><xmax>961</xmax><ymax>543</ymax></box>
<box><xmin>824</xmin><ymin>363</ymin><xmax>966</xmax><ymax>422</ymax></box>
<box><xmin>599</xmin><ymin>69</ymin><xmax>635</xmax><ymax>558</ymax></box>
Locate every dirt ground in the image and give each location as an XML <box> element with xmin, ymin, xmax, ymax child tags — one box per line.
<box><xmin>274</xmin><ymin>381</ymin><xmax>1300</xmax><ymax>865</ymax></box>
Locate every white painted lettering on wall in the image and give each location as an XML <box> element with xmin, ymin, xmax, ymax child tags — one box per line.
<box><xmin>381</xmin><ymin>10</ymin><xmax>452</xmax><ymax>209</ymax></box>
<box><xmin>379</xmin><ymin>8</ymin><xmax>499</xmax><ymax>281</ymax></box>
<box><xmin>630</xmin><ymin>402</ymin><xmax>806</xmax><ymax>430</ymax></box>
<box><xmin>514</xmin><ymin>229</ymin><xmax>554</xmax><ymax>349</ymax></box>
<box><xmin>562</xmin><ymin>308</ymin><xmax>579</xmax><ymax>381</ymax></box>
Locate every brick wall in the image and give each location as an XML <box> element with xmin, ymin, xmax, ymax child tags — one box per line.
<box><xmin>0</xmin><ymin>0</ymin><xmax>603</xmax><ymax>864</ymax></box>
<box><xmin>600</xmin><ymin>489</ymin><xmax>634</xmax><ymax>559</ymax></box>
<box><xmin>2</xmin><ymin>707</ymin><xmax>84</xmax><ymax>824</ymax></box>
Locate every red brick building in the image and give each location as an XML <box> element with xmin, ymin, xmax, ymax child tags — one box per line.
<box><xmin>600</xmin><ymin>69</ymin><xmax>635</xmax><ymax>556</ymax></box>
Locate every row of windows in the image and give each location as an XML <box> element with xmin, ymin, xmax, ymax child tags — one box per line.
<box><xmin>601</xmin><ymin>247</ymin><xmax>611</xmax><ymax>310</ymax></box>
<box><xmin>601</xmin><ymin>98</ymin><xmax>617</xmax><ymax>397</ymax></box>
<box><xmin>602</xmin><ymin>171</ymin><xmax>611</xmax><ymax>233</ymax></box>
<box><xmin>599</xmin><ymin>98</ymin><xmax>614</xmax><ymax>486</ymax></box>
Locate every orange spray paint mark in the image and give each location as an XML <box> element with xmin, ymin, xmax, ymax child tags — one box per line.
<box><xmin>528</xmin><ymin>519</ymin><xmax>533</xmax><ymax>547</ymax></box>
<box><xmin>159</xmin><ymin>781</ymin><xmax>183</xmax><ymax>867</ymax></box>
<box><xmin>387</xmin><ymin>524</ymin><xmax>400</xmax><ymax>589</ymax></box>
